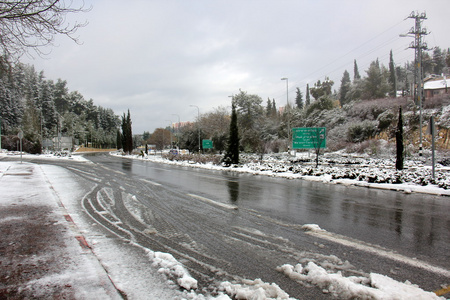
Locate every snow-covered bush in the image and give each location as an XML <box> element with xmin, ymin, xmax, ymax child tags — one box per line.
<box><xmin>376</xmin><ymin>109</ymin><xmax>395</xmax><ymax>132</ymax></box>
<box><xmin>346</xmin><ymin>120</ymin><xmax>378</xmax><ymax>143</ymax></box>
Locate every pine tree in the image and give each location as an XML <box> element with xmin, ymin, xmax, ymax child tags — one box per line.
<box><xmin>295</xmin><ymin>87</ymin><xmax>304</xmax><ymax>109</ymax></box>
<box><xmin>305</xmin><ymin>84</ymin><xmax>311</xmax><ymax>106</ymax></box>
<box><xmin>39</xmin><ymin>80</ymin><xmax>57</xmax><ymax>137</ymax></box>
<box><xmin>224</xmin><ymin>103</ymin><xmax>239</xmax><ymax>166</ymax></box>
<box><xmin>353</xmin><ymin>59</ymin><xmax>361</xmax><ymax>81</ymax></box>
<box><xmin>339</xmin><ymin>70</ymin><xmax>351</xmax><ymax>106</ymax></box>
<box><xmin>388</xmin><ymin>50</ymin><xmax>397</xmax><ymax>98</ymax></box>
<box><xmin>432</xmin><ymin>47</ymin><xmax>446</xmax><ymax>75</ymax></box>
<box><xmin>364</xmin><ymin>58</ymin><xmax>388</xmax><ymax>99</ymax></box>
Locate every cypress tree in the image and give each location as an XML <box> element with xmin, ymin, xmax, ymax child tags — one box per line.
<box><xmin>266</xmin><ymin>98</ymin><xmax>272</xmax><ymax>116</ymax></box>
<box><xmin>126</xmin><ymin>109</ymin><xmax>133</xmax><ymax>153</ymax></box>
<box><xmin>339</xmin><ymin>70</ymin><xmax>351</xmax><ymax>106</ymax></box>
<box><xmin>121</xmin><ymin>110</ymin><xmax>133</xmax><ymax>154</ymax></box>
<box><xmin>272</xmin><ymin>99</ymin><xmax>277</xmax><ymax>117</ymax></box>
<box><xmin>389</xmin><ymin>50</ymin><xmax>397</xmax><ymax>98</ymax></box>
<box><xmin>396</xmin><ymin>107</ymin><xmax>404</xmax><ymax>170</ymax></box>
<box><xmin>295</xmin><ymin>87</ymin><xmax>304</xmax><ymax>109</ymax></box>
<box><xmin>224</xmin><ymin>103</ymin><xmax>239</xmax><ymax>165</ymax></box>
<box><xmin>121</xmin><ymin>113</ymin><xmax>127</xmax><ymax>152</ymax></box>
<box><xmin>353</xmin><ymin>59</ymin><xmax>361</xmax><ymax>81</ymax></box>
<box><xmin>116</xmin><ymin>129</ymin><xmax>122</xmax><ymax>150</ymax></box>
<box><xmin>305</xmin><ymin>84</ymin><xmax>311</xmax><ymax>107</ymax></box>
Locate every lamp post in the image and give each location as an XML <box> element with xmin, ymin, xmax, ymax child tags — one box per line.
<box><xmin>172</xmin><ymin>114</ymin><xmax>180</xmax><ymax>150</ymax></box>
<box><xmin>281</xmin><ymin>77</ymin><xmax>290</xmax><ymax>151</ymax></box>
<box><xmin>165</xmin><ymin>120</ymin><xmax>173</xmax><ymax>149</ymax></box>
<box><xmin>190</xmin><ymin>105</ymin><xmax>201</xmax><ymax>153</ymax></box>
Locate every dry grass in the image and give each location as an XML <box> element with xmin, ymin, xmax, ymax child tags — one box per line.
<box><xmin>74</xmin><ymin>146</ymin><xmax>117</xmax><ymax>153</ymax></box>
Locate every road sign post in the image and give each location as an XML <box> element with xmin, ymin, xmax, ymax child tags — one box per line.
<box><xmin>18</xmin><ymin>130</ymin><xmax>23</xmax><ymax>163</ymax></box>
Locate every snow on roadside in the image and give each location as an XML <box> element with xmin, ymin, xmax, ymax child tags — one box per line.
<box><xmin>219</xmin><ymin>279</ymin><xmax>295</xmax><ymax>300</ymax></box>
<box><xmin>146</xmin><ymin>250</ymin><xmax>198</xmax><ymax>290</ymax></box>
<box><xmin>277</xmin><ymin>262</ymin><xmax>443</xmax><ymax>300</ymax></box>
<box><xmin>0</xmin><ymin>151</ymin><xmax>91</xmax><ymax>162</ymax></box>
<box><xmin>112</xmin><ymin>152</ymin><xmax>450</xmax><ymax>197</ymax></box>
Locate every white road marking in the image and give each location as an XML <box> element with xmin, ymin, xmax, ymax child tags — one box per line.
<box><xmin>140</xmin><ymin>179</ymin><xmax>162</xmax><ymax>186</ymax></box>
<box><xmin>303</xmin><ymin>226</ymin><xmax>450</xmax><ymax>277</ymax></box>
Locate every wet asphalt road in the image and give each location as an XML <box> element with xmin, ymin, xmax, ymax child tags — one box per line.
<box><xmin>5</xmin><ymin>153</ymin><xmax>449</xmax><ymax>298</ymax></box>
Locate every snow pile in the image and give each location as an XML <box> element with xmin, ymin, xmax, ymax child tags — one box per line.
<box><xmin>146</xmin><ymin>250</ymin><xmax>198</xmax><ymax>290</ymax></box>
<box><xmin>301</xmin><ymin>224</ymin><xmax>325</xmax><ymax>233</ymax></box>
<box><xmin>219</xmin><ymin>279</ymin><xmax>294</xmax><ymax>300</ymax></box>
<box><xmin>0</xmin><ymin>151</ymin><xmax>90</xmax><ymax>162</ymax></box>
<box><xmin>277</xmin><ymin>262</ymin><xmax>443</xmax><ymax>300</ymax></box>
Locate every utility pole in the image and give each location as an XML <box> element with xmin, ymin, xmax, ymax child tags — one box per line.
<box><xmin>402</xmin><ymin>11</ymin><xmax>428</xmax><ymax>157</ymax></box>
<box><xmin>281</xmin><ymin>77</ymin><xmax>290</xmax><ymax>151</ymax></box>
<box><xmin>190</xmin><ymin>105</ymin><xmax>201</xmax><ymax>153</ymax></box>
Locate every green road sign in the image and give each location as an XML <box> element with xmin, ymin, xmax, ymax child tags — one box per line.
<box><xmin>202</xmin><ymin>139</ymin><xmax>213</xmax><ymax>149</ymax></box>
<box><xmin>292</xmin><ymin>127</ymin><xmax>326</xmax><ymax>149</ymax></box>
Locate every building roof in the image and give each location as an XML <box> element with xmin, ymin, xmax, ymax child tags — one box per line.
<box><xmin>424</xmin><ymin>78</ymin><xmax>450</xmax><ymax>90</ymax></box>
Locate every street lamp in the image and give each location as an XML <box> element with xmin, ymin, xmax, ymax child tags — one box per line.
<box><xmin>172</xmin><ymin>114</ymin><xmax>180</xmax><ymax>149</ymax></box>
<box><xmin>190</xmin><ymin>105</ymin><xmax>201</xmax><ymax>153</ymax></box>
<box><xmin>165</xmin><ymin>120</ymin><xmax>173</xmax><ymax>149</ymax></box>
<box><xmin>281</xmin><ymin>77</ymin><xmax>290</xmax><ymax>151</ymax></box>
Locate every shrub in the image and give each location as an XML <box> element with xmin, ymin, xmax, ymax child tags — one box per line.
<box><xmin>377</xmin><ymin>109</ymin><xmax>395</xmax><ymax>131</ymax></box>
<box><xmin>1</xmin><ymin>135</ymin><xmax>42</xmax><ymax>154</ymax></box>
<box><xmin>347</xmin><ymin>120</ymin><xmax>378</xmax><ymax>143</ymax></box>
<box><xmin>306</xmin><ymin>96</ymin><xmax>335</xmax><ymax>116</ymax></box>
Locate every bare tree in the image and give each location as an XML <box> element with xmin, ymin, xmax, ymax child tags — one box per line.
<box><xmin>311</xmin><ymin>127</ymin><xmax>326</xmax><ymax>168</ymax></box>
<box><xmin>0</xmin><ymin>0</ymin><xmax>90</xmax><ymax>62</ymax></box>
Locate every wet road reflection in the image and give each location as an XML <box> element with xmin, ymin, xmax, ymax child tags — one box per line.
<box><xmin>88</xmin><ymin>154</ymin><xmax>449</xmax><ymax>268</ymax></box>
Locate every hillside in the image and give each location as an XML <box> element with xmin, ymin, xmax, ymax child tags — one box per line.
<box><xmin>301</xmin><ymin>94</ymin><xmax>450</xmax><ymax>156</ymax></box>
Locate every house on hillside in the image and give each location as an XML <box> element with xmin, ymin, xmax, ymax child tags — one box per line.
<box><xmin>424</xmin><ymin>76</ymin><xmax>449</xmax><ymax>98</ymax></box>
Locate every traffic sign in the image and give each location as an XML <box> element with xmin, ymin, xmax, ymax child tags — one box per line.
<box><xmin>202</xmin><ymin>139</ymin><xmax>213</xmax><ymax>149</ymax></box>
<box><xmin>292</xmin><ymin>127</ymin><xmax>326</xmax><ymax>149</ymax></box>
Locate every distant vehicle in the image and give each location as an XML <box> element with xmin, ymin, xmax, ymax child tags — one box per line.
<box><xmin>169</xmin><ymin>149</ymin><xmax>179</xmax><ymax>155</ymax></box>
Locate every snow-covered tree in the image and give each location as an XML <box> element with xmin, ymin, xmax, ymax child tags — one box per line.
<box><xmin>339</xmin><ymin>70</ymin><xmax>351</xmax><ymax>106</ymax></box>
<box><xmin>295</xmin><ymin>87</ymin><xmax>304</xmax><ymax>110</ymax></box>
<box><xmin>232</xmin><ymin>89</ymin><xmax>264</xmax><ymax>152</ymax></box>
<box><xmin>388</xmin><ymin>50</ymin><xmax>397</xmax><ymax>98</ymax></box>
<box><xmin>305</xmin><ymin>84</ymin><xmax>311</xmax><ymax>107</ymax></box>
<box><xmin>353</xmin><ymin>59</ymin><xmax>361</xmax><ymax>81</ymax></box>
<box><xmin>363</xmin><ymin>59</ymin><xmax>388</xmax><ymax>99</ymax></box>
<box><xmin>310</xmin><ymin>77</ymin><xmax>334</xmax><ymax>100</ymax></box>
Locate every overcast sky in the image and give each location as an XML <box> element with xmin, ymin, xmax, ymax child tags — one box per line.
<box><xmin>23</xmin><ymin>0</ymin><xmax>450</xmax><ymax>134</ymax></box>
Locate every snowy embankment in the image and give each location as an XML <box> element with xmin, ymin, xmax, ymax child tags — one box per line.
<box><xmin>114</xmin><ymin>151</ymin><xmax>450</xmax><ymax>197</ymax></box>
